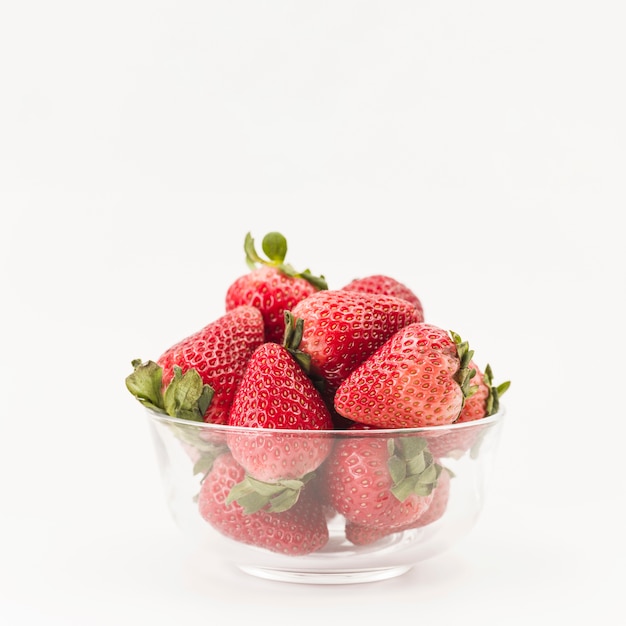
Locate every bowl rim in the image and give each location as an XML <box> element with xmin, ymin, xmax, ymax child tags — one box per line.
<box><xmin>143</xmin><ymin>405</ymin><xmax>506</xmax><ymax>437</ymax></box>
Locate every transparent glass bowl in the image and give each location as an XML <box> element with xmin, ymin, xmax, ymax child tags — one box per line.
<box><xmin>144</xmin><ymin>408</ymin><xmax>505</xmax><ymax>584</ymax></box>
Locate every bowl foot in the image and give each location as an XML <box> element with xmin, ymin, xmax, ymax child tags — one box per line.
<box><xmin>237</xmin><ymin>564</ymin><xmax>413</xmax><ymax>585</ymax></box>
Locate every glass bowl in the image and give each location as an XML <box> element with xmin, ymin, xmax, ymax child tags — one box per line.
<box><xmin>144</xmin><ymin>408</ymin><xmax>506</xmax><ymax>584</ymax></box>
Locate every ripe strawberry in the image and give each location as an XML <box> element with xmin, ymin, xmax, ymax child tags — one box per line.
<box><xmin>333</xmin><ymin>323</ymin><xmax>476</xmax><ymax>428</ymax></box>
<box><xmin>198</xmin><ymin>452</ymin><xmax>329</xmax><ymax>555</ymax></box>
<box><xmin>290</xmin><ymin>290</ymin><xmax>422</xmax><ymax>394</ymax></box>
<box><xmin>225</xmin><ymin>232</ymin><xmax>327</xmax><ymax>343</ymax></box>
<box><xmin>226</xmin><ymin>335</ymin><xmax>334</xmax><ymax>510</ymax></box>
<box><xmin>341</xmin><ymin>275</ymin><xmax>424</xmax><ymax>321</ymax></box>
<box><xmin>155</xmin><ymin>305</ymin><xmax>265</xmax><ymax>424</ymax></box>
<box><xmin>344</xmin><ymin>466</ymin><xmax>452</xmax><ymax>545</ymax></box>
<box><xmin>323</xmin><ymin>434</ymin><xmax>439</xmax><ymax>530</ymax></box>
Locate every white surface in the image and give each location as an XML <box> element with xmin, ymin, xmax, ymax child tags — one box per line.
<box><xmin>1</xmin><ymin>1</ymin><xmax>624</xmax><ymax>624</ymax></box>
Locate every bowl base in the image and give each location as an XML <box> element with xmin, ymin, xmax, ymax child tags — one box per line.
<box><xmin>237</xmin><ymin>564</ymin><xmax>413</xmax><ymax>585</ymax></box>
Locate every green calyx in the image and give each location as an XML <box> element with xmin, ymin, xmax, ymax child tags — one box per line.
<box><xmin>450</xmin><ymin>331</ymin><xmax>477</xmax><ymax>400</ymax></box>
<box><xmin>483</xmin><ymin>363</ymin><xmax>511</xmax><ymax>416</ymax></box>
<box><xmin>387</xmin><ymin>438</ymin><xmax>442</xmax><ymax>502</ymax></box>
<box><xmin>282</xmin><ymin>311</ymin><xmax>312</xmax><ymax>373</ymax></box>
<box><xmin>125</xmin><ymin>359</ymin><xmax>214</xmax><ymax>422</ymax></box>
<box><xmin>243</xmin><ymin>231</ymin><xmax>328</xmax><ymax>290</ymax></box>
<box><xmin>282</xmin><ymin>311</ymin><xmax>329</xmax><ymax>396</ymax></box>
<box><xmin>226</xmin><ymin>472</ymin><xmax>315</xmax><ymax>514</ymax></box>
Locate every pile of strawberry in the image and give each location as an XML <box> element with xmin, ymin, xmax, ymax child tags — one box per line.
<box><xmin>126</xmin><ymin>232</ymin><xmax>509</xmax><ymax>556</ymax></box>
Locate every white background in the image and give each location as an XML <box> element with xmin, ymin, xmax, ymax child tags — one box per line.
<box><xmin>1</xmin><ymin>1</ymin><xmax>625</xmax><ymax>624</ymax></box>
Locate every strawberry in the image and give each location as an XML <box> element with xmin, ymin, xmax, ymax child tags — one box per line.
<box><xmin>323</xmin><ymin>434</ymin><xmax>439</xmax><ymax>530</ymax></box>
<box><xmin>225</xmin><ymin>232</ymin><xmax>327</xmax><ymax>343</ymax></box>
<box><xmin>290</xmin><ymin>290</ymin><xmax>422</xmax><ymax>394</ymax></box>
<box><xmin>344</xmin><ymin>466</ymin><xmax>452</xmax><ymax>545</ymax></box>
<box><xmin>333</xmin><ymin>323</ymin><xmax>476</xmax><ymax>428</ymax></box>
<box><xmin>198</xmin><ymin>452</ymin><xmax>329</xmax><ymax>555</ymax></box>
<box><xmin>225</xmin><ymin>325</ymin><xmax>334</xmax><ymax>510</ymax></box>
<box><xmin>341</xmin><ymin>274</ymin><xmax>424</xmax><ymax>321</ymax></box>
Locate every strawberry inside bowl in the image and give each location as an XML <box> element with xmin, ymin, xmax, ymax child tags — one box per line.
<box><xmin>126</xmin><ymin>231</ymin><xmax>510</xmax><ymax>584</ymax></box>
<box><xmin>143</xmin><ymin>408</ymin><xmax>506</xmax><ymax>584</ymax></box>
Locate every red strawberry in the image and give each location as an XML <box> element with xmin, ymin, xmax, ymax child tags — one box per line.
<box><xmin>341</xmin><ymin>274</ymin><xmax>424</xmax><ymax>321</ymax></box>
<box><xmin>226</xmin><ymin>337</ymin><xmax>334</xmax><ymax>509</ymax></box>
<box><xmin>225</xmin><ymin>232</ymin><xmax>327</xmax><ymax>343</ymax></box>
<box><xmin>323</xmin><ymin>434</ymin><xmax>439</xmax><ymax>530</ymax></box>
<box><xmin>290</xmin><ymin>290</ymin><xmax>422</xmax><ymax>394</ymax></box>
<box><xmin>344</xmin><ymin>466</ymin><xmax>452</xmax><ymax>545</ymax></box>
<box><xmin>155</xmin><ymin>305</ymin><xmax>265</xmax><ymax>424</ymax></box>
<box><xmin>198</xmin><ymin>452</ymin><xmax>329</xmax><ymax>555</ymax></box>
<box><xmin>333</xmin><ymin>324</ymin><xmax>476</xmax><ymax>428</ymax></box>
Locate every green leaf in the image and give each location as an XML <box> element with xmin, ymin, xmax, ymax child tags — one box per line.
<box><xmin>483</xmin><ymin>363</ymin><xmax>511</xmax><ymax>416</ymax></box>
<box><xmin>226</xmin><ymin>474</ymin><xmax>310</xmax><ymax>514</ymax></box>
<box><xmin>388</xmin><ymin>437</ymin><xmax>441</xmax><ymax>502</ymax></box>
<box><xmin>198</xmin><ymin>385</ymin><xmax>215</xmax><ymax>417</ymax></box>
<box><xmin>262</xmin><ymin>232</ymin><xmax>288</xmax><ymax>265</ymax></box>
<box><xmin>497</xmin><ymin>380</ymin><xmax>511</xmax><ymax>396</ymax></box>
<box><xmin>193</xmin><ymin>454</ymin><xmax>217</xmax><ymax>477</ymax></box>
<box><xmin>405</xmin><ymin>451</ymin><xmax>427</xmax><ymax>476</ymax></box>
<box><xmin>267</xmin><ymin>489</ymin><xmax>300</xmax><ymax>513</ymax></box>
<box><xmin>397</xmin><ymin>437</ymin><xmax>428</xmax><ymax>458</ymax></box>
<box><xmin>244</xmin><ymin>232</ymin><xmax>264</xmax><ymax>270</ymax></box>
<box><xmin>387</xmin><ymin>454</ymin><xmax>407</xmax><ymax>485</ymax></box>
<box><xmin>245</xmin><ymin>475</ymin><xmax>295</xmax><ymax>498</ymax></box>
<box><xmin>125</xmin><ymin>360</ymin><xmax>165</xmax><ymax>412</ymax></box>
<box><xmin>413</xmin><ymin>483</ymin><xmax>437</xmax><ymax>497</ymax></box>
<box><xmin>163</xmin><ymin>367</ymin><xmax>207</xmax><ymax>421</ymax></box>
<box><xmin>298</xmin><ymin>269</ymin><xmax>328</xmax><ymax>291</ymax></box>
<box><xmin>417</xmin><ymin>463</ymin><xmax>439</xmax><ymax>486</ymax></box>
<box><xmin>235</xmin><ymin>491</ymin><xmax>270</xmax><ymax>515</ymax></box>
<box><xmin>449</xmin><ymin>331</ymin><xmax>478</xmax><ymax>399</ymax></box>
<box><xmin>390</xmin><ymin>476</ymin><xmax>418</xmax><ymax>502</ymax></box>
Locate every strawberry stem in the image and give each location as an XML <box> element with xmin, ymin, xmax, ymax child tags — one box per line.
<box><xmin>243</xmin><ymin>231</ymin><xmax>328</xmax><ymax>290</ymax></box>
<box><xmin>282</xmin><ymin>311</ymin><xmax>312</xmax><ymax>373</ymax></box>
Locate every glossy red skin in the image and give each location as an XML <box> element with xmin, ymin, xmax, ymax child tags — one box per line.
<box><xmin>198</xmin><ymin>453</ymin><xmax>329</xmax><ymax>556</ymax></box>
<box><xmin>157</xmin><ymin>306</ymin><xmax>265</xmax><ymax>424</ymax></box>
<box><xmin>225</xmin><ymin>266</ymin><xmax>320</xmax><ymax>343</ymax></box>
<box><xmin>333</xmin><ymin>323</ymin><xmax>464</xmax><ymax>428</ymax></box>
<box><xmin>323</xmin><ymin>437</ymin><xmax>433</xmax><ymax>530</ymax></box>
<box><xmin>227</xmin><ymin>342</ymin><xmax>334</xmax><ymax>481</ymax></box>
<box><xmin>291</xmin><ymin>290</ymin><xmax>422</xmax><ymax>394</ymax></box>
<box><xmin>341</xmin><ymin>274</ymin><xmax>425</xmax><ymax>321</ymax></box>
